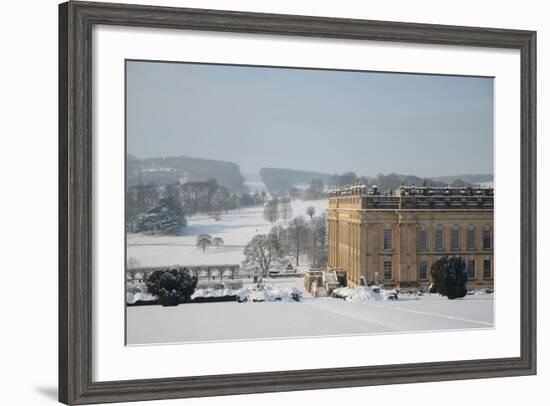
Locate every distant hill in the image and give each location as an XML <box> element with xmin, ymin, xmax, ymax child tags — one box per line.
<box><xmin>260</xmin><ymin>168</ymin><xmax>332</xmax><ymax>194</ymax></box>
<box><xmin>373</xmin><ymin>173</ymin><xmax>448</xmax><ymax>192</ymax></box>
<box><xmin>258</xmin><ymin>168</ymin><xmax>477</xmax><ymax>195</ymax></box>
<box><xmin>372</xmin><ymin>173</ymin><xmax>496</xmax><ymax>191</ymax></box>
<box><xmin>430</xmin><ymin>174</ymin><xmax>494</xmax><ymax>185</ymax></box>
<box><xmin>127</xmin><ymin>155</ymin><xmax>245</xmax><ymax>192</ymax></box>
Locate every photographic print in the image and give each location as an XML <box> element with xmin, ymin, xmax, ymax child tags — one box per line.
<box><xmin>125</xmin><ymin>60</ymin><xmax>494</xmax><ymax>346</ymax></box>
<box><xmin>59</xmin><ymin>4</ymin><xmax>536</xmax><ymax>403</ymax></box>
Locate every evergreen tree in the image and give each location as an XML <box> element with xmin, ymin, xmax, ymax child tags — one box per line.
<box><xmin>135</xmin><ymin>194</ymin><xmax>187</xmax><ymax>235</ymax></box>
<box><xmin>430</xmin><ymin>256</ymin><xmax>468</xmax><ymax>299</ymax></box>
<box><xmin>156</xmin><ymin>195</ymin><xmax>187</xmax><ymax>234</ymax></box>
<box><xmin>145</xmin><ymin>268</ymin><xmax>198</xmax><ymax>306</ymax></box>
<box><xmin>135</xmin><ymin>212</ymin><xmax>158</xmax><ymax>235</ymax></box>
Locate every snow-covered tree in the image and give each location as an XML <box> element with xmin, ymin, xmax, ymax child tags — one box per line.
<box><xmin>303</xmin><ymin>179</ymin><xmax>325</xmax><ymax>200</ymax></box>
<box><xmin>243</xmin><ymin>234</ymin><xmax>285</xmax><ymax>276</ymax></box>
<box><xmin>239</xmin><ymin>193</ymin><xmax>254</xmax><ymax>207</ymax></box>
<box><xmin>312</xmin><ymin>213</ymin><xmax>328</xmax><ymax>249</ymax></box>
<box><xmin>126</xmin><ymin>257</ymin><xmax>142</xmax><ymax>289</ymax></box>
<box><xmin>162</xmin><ymin>183</ymin><xmax>181</xmax><ymax>201</ymax></box>
<box><xmin>289</xmin><ymin>186</ymin><xmax>302</xmax><ymax>200</ymax></box>
<box><xmin>280</xmin><ymin>198</ymin><xmax>293</xmax><ymax>222</ymax></box>
<box><xmin>127</xmin><ymin>257</ymin><xmax>141</xmax><ymax>269</ymax></box>
<box><xmin>145</xmin><ymin>268</ymin><xmax>198</xmax><ymax>306</ymax></box>
<box><xmin>310</xmin><ymin>213</ymin><xmax>328</xmax><ymax>268</ymax></box>
<box><xmin>156</xmin><ymin>195</ymin><xmax>187</xmax><ymax>234</ymax></box>
<box><xmin>210</xmin><ymin>189</ymin><xmax>228</xmax><ymax>220</ymax></box>
<box><xmin>212</xmin><ymin>237</ymin><xmax>224</xmax><ymax>249</ymax></box>
<box><xmin>209</xmin><ymin>209</ymin><xmax>222</xmax><ymax>221</ymax></box>
<box><xmin>125</xmin><ymin>191</ymin><xmax>141</xmax><ymax>232</ymax></box>
<box><xmin>135</xmin><ymin>194</ymin><xmax>187</xmax><ymax>235</ymax></box>
<box><xmin>196</xmin><ymin>234</ymin><xmax>213</xmax><ymax>254</ymax></box>
<box><xmin>263</xmin><ymin>198</ymin><xmax>280</xmax><ymax>224</ymax></box>
<box><xmin>135</xmin><ymin>212</ymin><xmax>159</xmax><ymax>235</ymax></box>
<box><xmin>306</xmin><ymin>206</ymin><xmax>315</xmax><ymax>219</ymax></box>
<box><xmin>287</xmin><ymin>216</ymin><xmax>313</xmax><ymax>267</ymax></box>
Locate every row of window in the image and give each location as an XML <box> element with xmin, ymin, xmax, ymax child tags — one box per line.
<box><xmin>382</xmin><ymin>228</ymin><xmax>492</xmax><ymax>251</ymax></box>
<box><xmin>429</xmin><ymin>228</ymin><xmax>491</xmax><ymax>251</ymax></box>
<box><xmin>382</xmin><ymin>259</ymin><xmax>492</xmax><ymax>281</ymax></box>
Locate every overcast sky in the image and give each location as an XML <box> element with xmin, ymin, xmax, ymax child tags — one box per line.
<box><xmin>126</xmin><ymin>60</ymin><xmax>493</xmax><ymax>178</ymax></box>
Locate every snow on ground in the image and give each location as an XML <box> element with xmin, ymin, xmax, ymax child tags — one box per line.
<box><xmin>190</xmin><ymin>277</ymin><xmax>304</xmax><ymax>302</ymax></box>
<box><xmin>127</xmin><ymin>291</ymin><xmax>156</xmax><ymax>304</ymax></box>
<box><xmin>126</xmin><ymin>290</ymin><xmax>494</xmax><ymax>345</ymax></box>
<box><xmin>127</xmin><ymin>199</ymin><xmax>328</xmax><ymax>267</ymax></box>
<box><xmin>333</xmin><ymin>286</ymin><xmax>387</xmax><ymax>302</ymax></box>
<box><xmin>235</xmin><ymin>285</ymin><xmax>302</xmax><ymax>302</ymax></box>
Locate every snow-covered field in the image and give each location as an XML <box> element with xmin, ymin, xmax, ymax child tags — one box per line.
<box><xmin>127</xmin><ymin>280</ymin><xmax>494</xmax><ymax>345</ymax></box>
<box><xmin>127</xmin><ymin>199</ymin><xmax>328</xmax><ymax>267</ymax></box>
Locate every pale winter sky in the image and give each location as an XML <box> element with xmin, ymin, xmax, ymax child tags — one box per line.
<box><xmin>126</xmin><ymin>60</ymin><xmax>493</xmax><ymax>178</ymax></box>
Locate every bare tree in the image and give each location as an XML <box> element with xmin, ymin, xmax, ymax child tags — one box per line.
<box><xmin>312</xmin><ymin>213</ymin><xmax>328</xmax><ymax>249</ymax></box>
<box><xmin>212</xmin><ymin>237</ymin><xmax>224</xmax><ymax>249</ymax></box>
<box><xmin>209</xmin><ymin>190</ymin><xmax>226</xmax><ymax>220</ymax></box>
<box><xmin>303</xmin><ymin>179</ymin><xmax>325</xmax><ymax>200</ymax></box>
<box><xmin>310</xmin><ymin>213</ymin><xmax>328</xmax><ymax>267</ymax></box>
<box><xmin>126</xmin><ymin>257</ymin><xmax>141</xmax><ymax>290</ymax></box>
<box><xmin>287</xmin><ymin>216</ymin><xmax>313</xmax><ymax>267</ymax></box>
<box><xmin>209</xmin><ymin>209</ymin><xmax>222</xmax><ymax>221</ymax></box>
<box><xmin>289</xmin><ymin>186</ymin><xmax>302</xmax><ymax>200</ymax></box>
<box><xmin>127</xmin><ymin>257</ymin><xmax>141</xmax><ymax>269</ymax></box>
<box><xmin>263</xmin><ymin>198</ymin><xmax>280</xmax><ymax>224</ymax></box>
<box><xmin>280</xmin><ymin>198</ymin><xmax>293</xmax><ymax>223</ymax></box>
<box><xmin>196</xmin><ymin>234</ymin><xmax>212</xmax><ymax>254</ymax></box>
<box><xmin>243</xmin><ymin>234</ymin><xmax>285</xmax><ymax>276</ymax></box>
<box><xmin>306</xmin><ymin>206</ymin><xmax>315</xmax><ymax>219</ymax></box>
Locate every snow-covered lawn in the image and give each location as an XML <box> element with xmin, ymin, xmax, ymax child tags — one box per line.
<box><xmin>127</xmin><ymin>199</ymin><xmax>328</xmax><ymax>267</ymax></box>
<box><xmin>126</xmin><ymin>291</ymin><xmax>494</xmax><ymax>345</ymax></box>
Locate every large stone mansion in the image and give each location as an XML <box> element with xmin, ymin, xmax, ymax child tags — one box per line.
<box><xmin>327</xmin><ymin>184</ymin><xmax>494</xmax><ymax>290</ymax></box>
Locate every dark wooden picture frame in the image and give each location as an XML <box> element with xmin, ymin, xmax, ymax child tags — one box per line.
<box><xmin>59</xmin><ymin>1</ymin><xmax>536</xmax><ymax>404</ymax></box>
